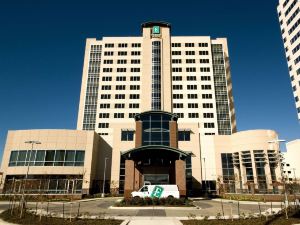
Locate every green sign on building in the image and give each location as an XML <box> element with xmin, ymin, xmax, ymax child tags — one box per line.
<box><xmin>150</xmin><ymin>185</ymin><xmax>164</xmax><ymax>198</ymax></box>
<box><xmin>152</xmin><ymin>26</ymin><xmax>160</xmax><ymax>34</ymax></box>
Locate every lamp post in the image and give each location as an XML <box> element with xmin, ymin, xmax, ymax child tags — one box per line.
<box><xmin>268</xmin><ymin>139</ymin><xmax>288</xmax><ymax>219</ymax></box>
<box><xmin>101</xmin><ymin>157</ymin><xmax>109</xmax><ymax>198</ymax></box>
<box><xmin>20</xmin><ymin>140</ymin><xmax>41</xmax><ymax>218</ymax></box>
<box><xmin>202</xmin><ymin>157</ymin><xmax>207</xmax><ymax>196</ymax></box>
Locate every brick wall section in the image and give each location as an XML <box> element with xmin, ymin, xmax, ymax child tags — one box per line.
<box><xmin>135</xmin><ymin>121</ymin><xmax>142</xmax><ymax>147</ymax></box>
<box><xmin>175</xmin><ymin>159</ymin><xmax>186</xmax><ymax>196</ymax></box>
<box><xmin>134</xmin><ymin>167</ymin><xmax>142</xmax><ymax>190</ymax></box>
<box><xmin>169</xmin><ymin>121</ymin><xmax>178</xmax><ymax>148</ymax></box>
<box><xmin>124</xmin><ymin>160</ymin><xmax>135</xmax><ymax>198</ymax></box>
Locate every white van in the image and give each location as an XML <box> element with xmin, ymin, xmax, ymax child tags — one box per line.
<box><xmin>131</xmin><ymin>185</ymin><xmax>180</xmax><ymax>199</ymax></box>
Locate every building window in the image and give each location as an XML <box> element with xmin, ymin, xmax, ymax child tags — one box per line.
<box><xmin>172</xmin><ymin>67</ymin><xmax>182</xmax><ymax>72</ymax></box>
<box><xmin>100</xmin><ymin>104</ymin><xmax>110</xmax><ymax>108</ymax></box>
<box><xmin>173</xmin><ymin>76</ymin><xmax>182</xmax><ymax>81</ymax></box>
<box><xmin>173</xmin><ymin>94</ymin><xmax>183</xmax><ymax>99</ymax></box>
<box><xmin>199</xmin><ymin>43</ymin><xmax>208</xmax><ymax>47</ymax></box>
<box><xmin>103</xmin><ymin>60</ymin><xmax>113</xmax><ymax>64</ymax></box>
<box><xmin>116</xmin><ymin>85</ymin><xmax>126</xmax><ymax>90</ymax></box>
<box><xmin>175</xmin><ymin>113</ymin><xmax>184</xmax><ymax>118</ymax></box>
<box><xmin>204</xmin><ymin>123</ymin><xmax>215</xmax><ymax>128</ymax></box>
<box><xmin>131</xmin><ymin>59</ymin><xmax>140</xmax><ymax>64</ymax></box>
<box><xmin>98</xmin><ymin>123</ymin><xmax>109</xmax><ymax>128</ymax></box>
<box><xmin>221</xmin><ymin>153</ymin><xmax>235</xmax><ymax>193</ymax></box>
<box><xmin>202</xmin><ymin>94</ymin><xmax>213</xmax><ymax>99</ymax></box>
<box><xmin>115</xmin><ymin>103</ymin><xmax>125</xmax><ymax>108</ymax></box>
<box><xmin>118</xmin><ymin>43</ymin><xmax>128</xmax><ymax>48</ymax></box>
<box><xmin>173</xmin><ymin>103</ymin><xmax>184</xmax><ymax>108</ymax></box>
<box><xmin>130</xmin><ymin>76</ymin><xmax>140</xmax><ymax>81</ymax></box>
<box><xmin>201</xmin><ymin>76</ymin><xmax>211</xmax><ymax>81</ymax></box>
<box><xmin>172</xmin><ymin>51</ymin><xmax>181</xmax><ymax>55</ymax></box>
<box><xmin>129</xmin><ymin>103</ymin><xmax>139</xmax><ymax>108</ymax></box>
<box><xmin>200</xmin><ymin>67</ymin><xmax>210</xmax><ymax>72</ymax></box>
<box><xmin>188</xmin><ymin>103</ymin><xmax>198</xmax><ymax>108</ymax></box>
<box><xmin>9</xmin><ymin>150</ymin><xmax>85</xmax><ymax>167</ymax></box>
<box><xmin>203</xmin><ymin>113</ymin><xmax>214</xmax><ymax>118</ymax></box>
<box><xmin>188</xmin><ymin>113</ymin><xmax>199</xmax><ymax>118</ymax></box>
<box><xmin>117</xmin><ymin>59</ymin><xmax>127</xmax><ymax>64</ymax></box>
<box><xmin>199</xmin><ymin>51</ymin><xmax>209</xmax><ymax>55</ymax></box>
<box><xmin>201</xmin><ymin>85</ymin><xmax>212</xmax><ymax>90</ymax></box>
<box><xmin>187</xmin><ymin>85</ymin><xmax>197</xmax><ymax>90</ymax></box>
<box><xmin>101</xmin><ymin>85</ymin><xmax>111</xmax><ymax>90</ymax></box>
<box><xmin>178</xmin><ymin>131</ymin><xmax>190</xmax><ymax>141</ymax></box>
<box><xmin>104</xmin><ymin>51</ymin><xmax>114</xmax><ymax>56</ymax></box>
<box><xmin>101</xmin><ymin>94</ymin><xmax>111</xmax><ymax>99</ymax></box>
<box><xmin>99</xmin><ymin>113</ymin><xmax>109</xmax><ymax>118</ymax></box>
<box><xmin>172</xmin><ymin>59</ymin><xmax>182</xmax><ymax>64</ymax></box>
<box><xmin>115</xmin><ymin>94</ymin><xmax>125</xmax><ymax>99</ymax></box>
<box><xmin>102</xmin><ymin>76</ymin><xmax>112</xmax><ymax>81</ymax></box>
<box><xmin>130</xmin><ymin>85</ymin><xmax>140</xmax><ymax>90</ymax></box>
<box><xmin>129</xmin><ymin>113</ymin><xmax>137</xmax><ymax>118</ymax></box>
<box><xmin>185</xmin><ymin>43</ymin><xmax>194</xmax><ymax>47</ymax></box>
<box><xmin>131</xmin><ymin>51</ymin><xmax>141</xmax><ymax>56</ymax></box>
<box><xmin>130</xmin><ymin>94</ymin><xmax>140</xmax><ymax>99</ymax></box>
<box><xmin>173</xmin><ymin>85</ymin><xmax>183</xmax><ymax>90</ymax></box>
<box><xmin>117</xmin><ymin>68</ymin><xmax>126</xmax><ymax>72</ymax></box>
<box><xmin>187</xmin><ymin>76</ymin><xmax>196</xmax><ymax>81</ymax></box>
<box><xmin>121</xmin><ymin>130</ymin><xmax>134</xmax><ymax>141</ymax></box>
<box><xmin>105</xmin><ymin>43</ymin><xmax>114</xmax><ymax>48</ymax></box>
<box><xmin>203</xmin><ymin>103</ymin><xmax>213</xmax><ymax>108</ymax></box>
<box><xmin>116</xmin><ymin>76</ymin><xmax>126</xmax><ymax>81</ymax></box>
<box><xmin>103</xmin><ymin>68</ymin><xmax>113</xmax><ymax>73</ymax></box>
<box><xmin>172</xmin><ymin>43</ymin><xmax>181</xmax><ymax>47</ymax></box>
<box><xmin>114</xmin><ymin>113</ymin><xmax>125</xmax><ymax>118</ymax></box>
<box><xmin>118</xmin><ymin>51</ymin><xmax>127</xmax><ymax>56</ymax></box>
<box><xmin>186</xmin><ymin>59</ymin><xmax>196</xmax><ymax>64</ymax></box>
<box><xmin>131</xmin><ymin>68</ymin><xmax>140</xmax><ymax>72</ymax></box>
<box><xmin>187</xmin><ymin>94</ymin><xmax>197</xmax><ymax>99</ymax></box>
<box><xmin>200</xmin><ymin>59</ymin><xmax>209</xmax><ymax>63</ymax></box>
<box><xmin>186</xmin><ymin>67</ymin><xmax>196</xmax><ymax>72</ymax></box>
<box><xmin>185</xmin><ymin>51</ymin><xmax>195</xmax><ymax>55</ymax></box>
<box><xmin>132</xmin><ymin>43</ymin><xmax>141</xmax><ymax>48</ymax></box>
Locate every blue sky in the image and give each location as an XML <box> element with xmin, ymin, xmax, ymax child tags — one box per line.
<box><xmin>0</xmin><ymin>0</ymin><xmax>299</xmax><ymax>156</ymax></box>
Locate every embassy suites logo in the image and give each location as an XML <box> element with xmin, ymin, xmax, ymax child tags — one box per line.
<box><xmin>151</xmin><ymin>26</ymin><xmax>161</xmax><ymax>38</ymax></box>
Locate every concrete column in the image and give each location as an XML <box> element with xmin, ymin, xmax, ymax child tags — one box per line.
<box><xmin>124</xmin><ymin>160</ymin><xmax>135</xmax><ymax>198</ymax></box>
<box><xmin>175</xmin><ymin>160</ymin><xmax>186</xmax><ymax>196</ymax></box>
<box><xmin>135</xmin><ymin>121</ymin><xmax>142</xmax><ymax>147</ymax></box>
<box><xmin>169</xmin><ymin>121</ymin><xmax>178</xmax><ymax>148</ymax></box>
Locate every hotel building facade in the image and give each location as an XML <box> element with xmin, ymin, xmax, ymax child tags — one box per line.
<box><xmin>278</xmin><ymin>0</ymin><xmax>300</xmax><ymax>120</ymax></box>
<box><xmin>0</xmin><ymin>22</ymin><xmax>282</xmax><ymax>197</ymax></box>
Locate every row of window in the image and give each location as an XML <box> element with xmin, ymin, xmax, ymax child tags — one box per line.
<box><xmin>99</xmin><ymin>101</ymin><xmax>140</xmax><ymax>109</ymax></box>
<box><xmin>104</xmin><ymin>43</ymin><xmax>141</xmax><ymax>48</ymax></box>
<box><xmin>102</xmin><ymin>76</ymin><xmax>140</xmax><ymax>81</ymax></box>
<box><xmin>172</xmin><ymin>59</ymin><xmax>210</xmax><ymax>64</ymax></box>
<box><xmin>101</xmin><ymin>85</ymin><xmax>141</xmax><ymax>91</ymax></box>
<box><xmin>9</xmin><ymin>150</ymin><xmax>85</xmax><ymax>167</ymax></box>
<box><xmin>173</xmin><ymin>103</ymin><xmax>214</xmax><ymax>108</ymax></box>
<box><xmin>172</xmin><ymin>67</ymin><xmax>210</xmax><ymax>72</ymax></box>
<box><xmin>173</xmin><ymin>93</ymin><xmax>213</xmax><ymax>99</ymax></box>
<box><xmin>172</xmin><ymin>84</ymin><xmax>212</xmax><ymax>90</ymax></box>
<box><xmin>103</xmin><ymin>68</ymin><xmax>140</xmax><ymax>73</ymax></box>
<box><xmin>101</xmin><ymin>93</ymin><xmax>140</xmax><ymax>100</ymax></box>
<box><xmin>103</xmin><ymin>59</ymin><xmax>140</xmax><ymax>64</ymax></box>
<box><xmin>172</xmin><ymin>51</ymin><xmax>209</xmax><ymax>55</ymax></box>
<box><xmin>287</xmin><ymin>7</ymin><xmax>300</xmax><ymax>26</ymax></box>
<box><xmin>171</xmin><ymin>43</ymin><xmax>209</xmax><ymax>48</ymax></box>
<box><xmin>172</xmin><ymin>75</ymin><xmax>211</xmax><ymax>81</ymax></box>
<box><xmin>285</xmin><ymin>0</ymin><xmax>297</xmax><ymax>17</ymax></box>
<box><xmin>103</xmin><ymin>51</ymin><xmax>141</xmax><ymax>56</ymax></box>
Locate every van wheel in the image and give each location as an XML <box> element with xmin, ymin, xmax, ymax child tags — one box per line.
<box><xmin>133</xmin><ymin>196</ymin><xmax>140</xmax><ymax>201</ymax></box>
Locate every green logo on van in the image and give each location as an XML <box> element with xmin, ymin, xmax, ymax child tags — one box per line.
<box><xmin>150</xmin><ymin>185</ymin><xmax>164</xmax><ymax>198</ymax></box>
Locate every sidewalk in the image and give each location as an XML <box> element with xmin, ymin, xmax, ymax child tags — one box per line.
<box><xmin>121</xmin><ymin>218</ymin><xmax>183</xmax><ymax>225</ymax></box>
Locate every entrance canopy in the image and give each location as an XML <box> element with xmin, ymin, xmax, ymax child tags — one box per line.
<box><xmin>121</xmin><ymin>145</ymin><xmax>192</xmax><ymax>160</ymax></box>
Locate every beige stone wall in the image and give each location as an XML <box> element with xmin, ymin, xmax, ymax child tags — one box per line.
<box><xmin>0</xmin><ymin>129</ymin><xmax>98</xmax><ymax>192</ymax></box>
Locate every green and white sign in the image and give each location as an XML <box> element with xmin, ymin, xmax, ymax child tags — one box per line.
<box><xmin>150</xmin><ymin>185</ymin><xmax>164</xmax><ymax>198</ymax></box>
<box><xmin>152</xmin><ymin>26</ymin><xmax>160</xmax><ymax>34</ymax></box>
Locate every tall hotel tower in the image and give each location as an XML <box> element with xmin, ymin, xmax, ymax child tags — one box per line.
<box><xmin>278</xmin><ymin>0</ymin><xmax>300</xmax><ymax>119</ymax></box>
<box><xmin>77</xmin><ymin>22</ymin><xmax>236</xmax><ymax>136</ymax></box>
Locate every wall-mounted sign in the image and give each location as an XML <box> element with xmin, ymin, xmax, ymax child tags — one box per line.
<box><xmin>152</xmin><ymin>26</ymin><xmax>160</xmax><ymax>34</ymax></box>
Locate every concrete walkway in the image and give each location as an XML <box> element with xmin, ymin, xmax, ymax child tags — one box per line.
<box><xmin>121</xmin><ymin>217</ymin><xmax>183</xmax><ymax>225</ymax></box>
